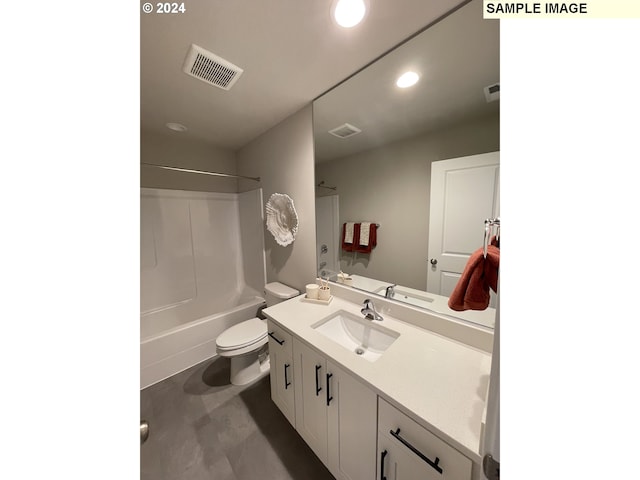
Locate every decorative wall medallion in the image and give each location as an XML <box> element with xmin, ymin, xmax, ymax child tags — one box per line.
<box><xmin>265</xmin><ymin>193</ymin><xmax>299</xmax><ymax>246</ymax></box>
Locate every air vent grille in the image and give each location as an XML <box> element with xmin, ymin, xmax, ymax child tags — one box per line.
<box><xmin>182</xmin><ymin>44</ymin><xmax>243</xmax><ymax>91</ymax></box>
<box><xmin>328</xmin><ymin>123</ymin><xmax>362</xmax><ymax>139</ymax></box>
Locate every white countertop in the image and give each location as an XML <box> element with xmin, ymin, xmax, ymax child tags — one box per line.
<box><xmin>263</xmin><ymin>293</ymin><xmax>492</xmax><ymax>463</ymax></box>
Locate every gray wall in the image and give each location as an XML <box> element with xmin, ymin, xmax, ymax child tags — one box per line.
<box><xmin>315</xmin><ymin>112</ymin><xmax>499</xmax><ymax>290</ymax></box>
<box><xmin>140</xmin><ymin>129</ymin><xmax>238</xmax><ymax>193</ymax></box>
<box><xmin>236</xmin><ymin>105</ymin><xmax>317</xmax><ymax>294</ymax></box>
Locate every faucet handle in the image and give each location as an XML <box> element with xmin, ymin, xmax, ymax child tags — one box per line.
<box><xmin>361</xmin><ymin>298</ymin><xmax>383</xmax><ymax>321</ymax></box>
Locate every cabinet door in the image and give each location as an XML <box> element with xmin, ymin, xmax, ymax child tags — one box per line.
<box><xmin>378</xmin><ymin>433</ymin><xmax>438</xmax><ymax>480</ymax></box>
<box><xmin>327</xmin><ymin>360</ymin><xmax>377</xmax><ymax>480</ymax></box>
<box><xmin>267</xmin><ymin>321</ymin><xmax>295</xmax><ymax>427</ymax></box>
<box><xmin>293</xmin><ymin>339</ymin><xmax>328</xmax><ymax>463</ymax></box>
<box><xmin>378</xmin><ymin>398</ymin><xmax>472</xmax><ymax>480</ymax></box>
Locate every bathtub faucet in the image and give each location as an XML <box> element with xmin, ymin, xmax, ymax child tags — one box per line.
<box><xmin>361</xmin><ymin>299</ymin><xmax>383</xmax><ymax>321</ymax></box>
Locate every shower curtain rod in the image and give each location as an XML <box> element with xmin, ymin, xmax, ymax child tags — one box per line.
<box><xmin>142</xmin><ymin>163</ymin><xmax>261</xmax><ymax>182</ymax></box>
<box><xmin>317</xmin><ymin>181</ymin><xmax>337</xmax><ymax>190</ymax></box>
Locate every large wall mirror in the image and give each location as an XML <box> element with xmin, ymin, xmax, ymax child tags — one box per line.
<box><xmin>313</xmin><ymin>0</ymin><xmax>500</xmax><ymax>329</ymax></box>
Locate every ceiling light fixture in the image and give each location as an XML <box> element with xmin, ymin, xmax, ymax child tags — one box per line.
<box><xmin>332</xmin><ymin>0</ymin><xmax>368</xmax><ymax>28</ymax></box>
<box><xmin>396</xmin><ymin>71</ymin><xmax>420</xmax><ymax>88</ymax></box>
<box><xmin>166</xmin><ymin>122</ymin><xmax>188</xmax><ymax>132</ymax></box>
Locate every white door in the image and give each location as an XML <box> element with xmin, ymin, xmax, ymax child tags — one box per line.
<box><xmin>426</xmin><ymin>152</ymin><xmax>500</xmax><ymax>302</ymax></box>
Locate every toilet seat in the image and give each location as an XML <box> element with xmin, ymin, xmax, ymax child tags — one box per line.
<box><xmin>216</xmin><ymin>317</ymin><xmax>267</xmax><ymax>353</ymax></box>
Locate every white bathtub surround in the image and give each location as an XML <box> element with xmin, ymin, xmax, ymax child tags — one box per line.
<box><xmin>140</xmin><ymin>188</ymin><xmax>267</xmax><ymax>389</ymax></box>
<box><xmin>141</xmin><ymin>297</ymin><xmax>265</xmax><ymax>389</ymax></box>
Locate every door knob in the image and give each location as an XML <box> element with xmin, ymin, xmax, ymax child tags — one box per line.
<box><xmin>430</xmin><ymin>258</ymin><xmax>438</xmax><ymax>265</ymax></box>
<box><xmin>140</xmin><ymin>421</ymin><xmax>149</xmax><ymax>444</ymax></box>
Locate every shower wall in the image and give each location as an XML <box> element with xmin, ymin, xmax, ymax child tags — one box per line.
<box><xmin>140</xmin><ymin>188</ymin><xmax>266</xmax><ymax>339</ymax></box>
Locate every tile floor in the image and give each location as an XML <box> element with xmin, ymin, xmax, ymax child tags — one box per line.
<box><xmin>140</xmin><ymin>356</ymin><xmax>335</xmax><ymax>480</ymax></box>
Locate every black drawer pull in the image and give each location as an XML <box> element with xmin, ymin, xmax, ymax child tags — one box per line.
<box><xmin>390</xmin><ymin>428</ymin><xmax>443</xmax><ymax>474</ymax></box>
<box><xmin>315</xmin><ymin>365</ymin><xmax>322</xmax><ymax>396</ymax></box>
<box><xmin>268</xmin><ymin>331</ymin><xmax>284</xmax><ymax>345</ymax></box>
<box><xmin>326</xmin><ymin>373</ymin><xmax>333</xmax><ymax>406</ymax></box>
<box><xmin>284</xmin><ymin>363</ymin><xmax>291</xmax><ymax>389</ymax></box>
<box><xmin>380</xmin><ymin>449</ymin><xmax>388</xmax><ymax>480</ymax></box>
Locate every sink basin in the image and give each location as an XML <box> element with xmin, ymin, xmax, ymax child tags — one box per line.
<box><xmin>374</xmin><ymin>286</ymin><xmax>434</xmax><ymax>309</ymax></box>
<box><xmin>311</xmin><ymin>310</ymin><xmax>399</xmax><ymax>362</ymax></box>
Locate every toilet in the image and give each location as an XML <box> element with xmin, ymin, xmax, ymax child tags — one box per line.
<box><xmin>216</xmin><ymin>282</ymin><xmax>299</xmax><ymax>385</ymax></box>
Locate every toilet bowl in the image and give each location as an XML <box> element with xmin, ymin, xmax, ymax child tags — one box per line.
<box><xmin>216</xmin><ymin>282</ymin><xmax>299</xmax><ymax>385</ymax></box>
<box><xmin>216</xmin><ymin>317</ymin><xmax>270</xmax><ymax>386</ymax></box>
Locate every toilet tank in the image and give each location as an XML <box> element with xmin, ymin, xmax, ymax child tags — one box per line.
<box><xmin>264</xmin><ymin>282</ymin><xmax>299</xmax><ymax>307</ymax></box>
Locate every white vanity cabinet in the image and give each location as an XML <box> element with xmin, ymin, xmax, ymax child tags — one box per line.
<box><xmin>377</xmin><ymin>398</ymin><xmax>472</xmax><ymax>480</ymax></box>
<box><xmin>264</xmin><ymin>293</ymin><xmax>490</xmax><ymax>480</ymax></box>
<box><xmin>267</xmin><ymin>321</ymin><xmax>295</xmax><ymax>427</ymax></box>
<box><xmin>293</xmin><ymin>338</ymin><xmax>378</xmax><ymax>480</ymax></box>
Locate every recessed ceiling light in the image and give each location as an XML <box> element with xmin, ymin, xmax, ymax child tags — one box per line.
<box><xmin>332</xmin><ymin>0</ymin><xmax>368</xmax><ymax>28</ymax></box>
<box><xmin>166</xmin><ymin>122</ymin><xmax>188</xmax><ymax>132</ymax></box>
<box><xmin>396</xmin><ymin>71</ymin><xmax>420</xmax><ymax>89</ymax></box>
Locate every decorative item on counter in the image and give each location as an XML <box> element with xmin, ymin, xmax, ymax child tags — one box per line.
<box><xmin>265</xmin><ymin>193</ymin><xmax>299</xmax><ymax>247</ymax></box>
<box><xmin>318</xmin><ymin>281</ymin><xmax>331</xmax><ymax>301</ymax></box>
<box><xmin>302</xmin><ymin>277</ymin><xmax>333</xmax><ymax>305</ymax></box>
<box><xmin>306</xmin><ymin>283</ymin><xmax>320</xmax><ymax>300</ymax></box>
<box><xmin>317</xmin><ymin>276</ymin><xmax>331</xmax><ymax>300</ymax></box>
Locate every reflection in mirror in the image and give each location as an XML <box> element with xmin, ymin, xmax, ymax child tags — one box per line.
<box><xmin>313</xmin><ymin>0</ymin><xmax>499</xmax><ymax>329</ymax></box>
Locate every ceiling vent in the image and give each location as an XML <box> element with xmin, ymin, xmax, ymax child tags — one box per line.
<box><xmin>484</xmin><ymin>83</ymin><xmax>500</xmax><ymax>103</ymax></box>
<box><xmin>328</xmin><ymin>123</ymin><xmax>362</xmax><ymax>139</ymax></box>
<box><xmin>182</xmin><ymin>44</ymin><xmax>244</xmax><ymax>91</ymax></box>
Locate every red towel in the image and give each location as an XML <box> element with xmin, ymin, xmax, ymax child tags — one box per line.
<box><xmin>341</xmin><ymin>223</ymin><xmax>360</xmax><ymax>252</ymax></box>
<box><xmin>448</xmin><ymin>244</ymin><xmax>500</xmax><ymax>311</ymax></box>
<box><xmin>355</xmin><ymin>223</ymin><xmax>377</xmax><ymax>253</ymax></box>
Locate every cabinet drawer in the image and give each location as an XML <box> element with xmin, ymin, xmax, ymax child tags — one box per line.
<box><xmin>267</xmin><ymin>321</ymin><xmax>293</xmax><ymax>356</ymax></box>
<box><xmin>378</xmin><ymin>398</ymin><xmax>471</xmax><ymax>480</ymax></box>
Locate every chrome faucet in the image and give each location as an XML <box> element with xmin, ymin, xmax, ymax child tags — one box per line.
<box><xmin>361</xmin><ymin>299</ymin><xmax>383</xmax><ymax>321</ymax></box>
<box><xmin>385</xmin><ymin>284</ymin><xmax>396</xmax><ymax>299</ymax></box>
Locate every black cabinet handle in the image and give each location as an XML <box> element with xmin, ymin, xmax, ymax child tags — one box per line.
<box><xmin>284</xmin><ymin>363</ymin><xmax>291</xmax><ymax>389</ymax></box>
<box><xmin>390</xmin><ymin>428</ymin><xmax>443</xmax><ymax>474</ymax></box>
<box><xmin>380</xmin><ymin>449</ymin><xmax>388</xmax><ymax>480</ymax></box>
<box><xmin>315</xmin><ymin>365</ymin><xmax>322</xmax><ymax>396</ymax></box>
<box><xmin>268</xmin><ymin>331</ymin><xmax>284</xmax><ymax>345</ymax></box>
<box><xmin>326</xmin><ymin>373</ymin><xmax>333</xmax><ymax>406</ymax></box>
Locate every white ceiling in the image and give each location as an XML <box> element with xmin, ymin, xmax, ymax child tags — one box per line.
<box><xmin>140</xmin><ymin>0</ymin><xmax>472</xmax><ymax>151</ymax></box>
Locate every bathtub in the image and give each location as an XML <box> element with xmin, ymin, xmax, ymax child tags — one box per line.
<box><xmin>140</xmin><ymin>293</ymin><xmax>266</xmax><ymax>389</ymax></box>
